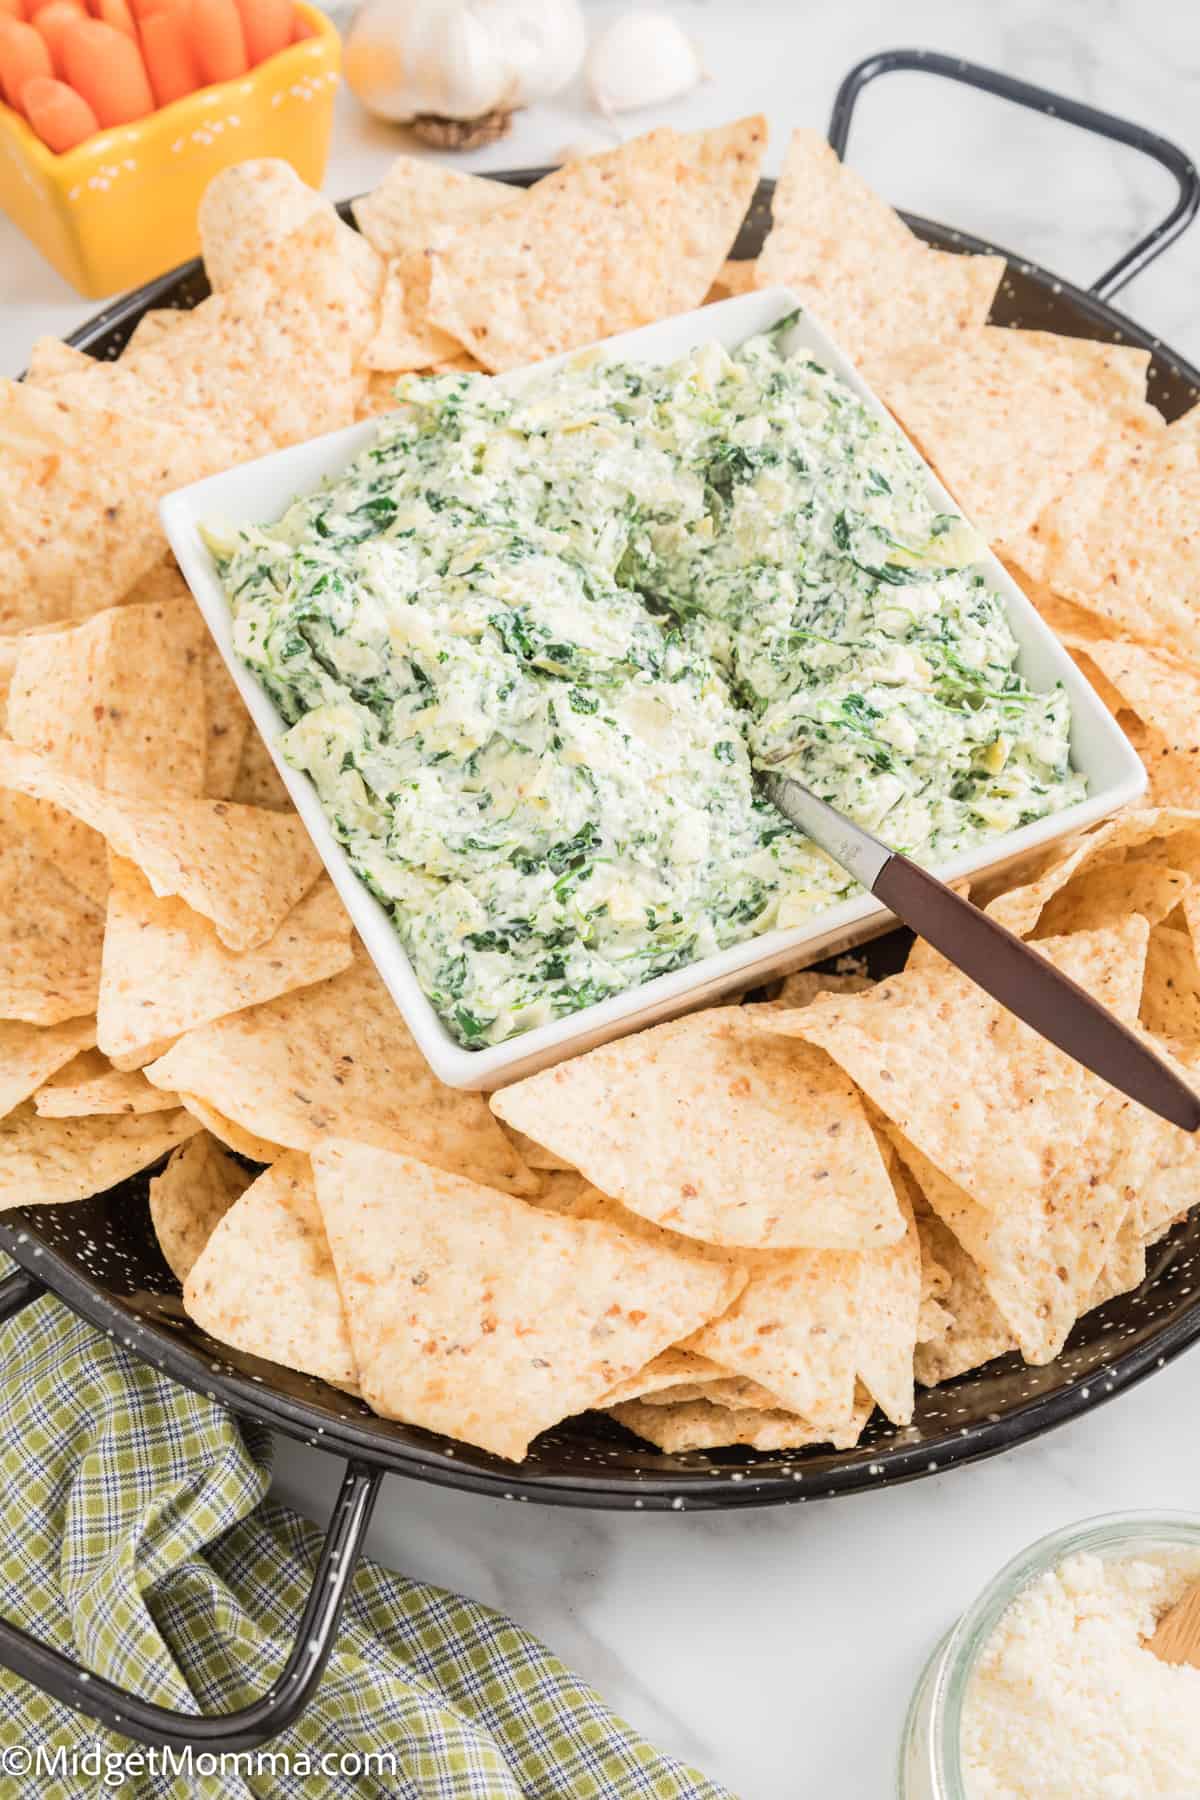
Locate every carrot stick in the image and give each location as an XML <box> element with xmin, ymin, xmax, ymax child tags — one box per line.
<box><xmin>30</xmin><ymin>0</ymin><xmax>80</xmax><ymax>72</ymax></box>
<box><xmin>96</xmin><ymin>0</ymin><xmax>135</xmax><ymax>36</ymax></box>
<box><xmin>186</xmin><ymin>0</ymin><xmax>245</xmax><ymax>83</ymax></box>
<box><xmin>234</xmin><ymin>0</ymin><xmax>288</xmax><ymax>64</ymax></box>
<box><xmin>21</xmin><ymin>70</ymin><xmax>96</xmax><ymax>145</ymax></box>
<box><xmin>0</xmin><ymin>0</ymin><xmax>27</xmax><ymax>19</ymax></box>
<box><xmin>62</xmin><ymin>14</ymin><xmax>152</xmax><ymax>121</ymax></box>
<box><xmin>0</xmin><ymin>17</ymin><xmax>51</xmax><ymax>110</ymax></box>
<box><xmin>139</xmin><ymin>0</ymin><xmax>195</xmax><ymax>102</ymax></box>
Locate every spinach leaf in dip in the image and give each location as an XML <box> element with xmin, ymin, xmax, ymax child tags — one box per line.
<box><xmin>207</xmin><ymin>321</ymin><xmax>1084</xmax><ymax>1048</ymax></box>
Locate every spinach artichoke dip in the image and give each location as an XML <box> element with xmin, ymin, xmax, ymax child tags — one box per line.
<box><xmin>208</xmin><ymin>322</ymin><xmax>1084</xmax><ymax>1049</ymax></box>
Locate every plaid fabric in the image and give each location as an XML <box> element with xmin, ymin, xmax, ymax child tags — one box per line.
<box><xmin>0</xmin><ymin>1262</ymin><xmax>732</xmax><ymax>1800</ymax></box>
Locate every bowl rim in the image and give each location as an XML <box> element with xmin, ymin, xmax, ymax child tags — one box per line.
<box><xmin>159</xmin><ymin>283</ymin><xmax>1146</xmax><ymax>1090</ymax></box>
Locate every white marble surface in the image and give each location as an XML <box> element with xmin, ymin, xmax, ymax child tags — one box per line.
<box><xmin>4</xmin><ymin>2</ymin><xmax>1200</xmax><ymax>1794</ymax></box>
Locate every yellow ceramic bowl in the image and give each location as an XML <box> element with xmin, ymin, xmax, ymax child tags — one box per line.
<box><xmin>0</xmin><ymin>2</ymin><xmax>339</xmax><ymax>299</ymax></box>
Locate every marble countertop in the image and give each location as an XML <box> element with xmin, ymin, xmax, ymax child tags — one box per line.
<box><xmin>4</xmin><ymin>2</ymin><xmax>1200</xmax><ymax>1793</ymax></box>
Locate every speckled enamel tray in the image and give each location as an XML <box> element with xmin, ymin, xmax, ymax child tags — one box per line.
<box><xmin>5</xmin><ymin>68</ymin><xmax>1200</xmax><ymax>1518</ymax></box>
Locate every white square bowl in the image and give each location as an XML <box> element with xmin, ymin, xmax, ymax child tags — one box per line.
<box><xmin>160</xmin><ymin>286</ymin><xmax>1146</xmax><ymax>1090</ymax></box>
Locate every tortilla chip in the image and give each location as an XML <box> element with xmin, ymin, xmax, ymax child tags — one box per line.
<box><xmin>0</xmin><ymin>1101</ymin><xmax>198</xmax><ymax>1208</ymax></box>
<box><xmin>199</xmin><ymin>157</ymin><xmax>382</xmax><ymax>299</ymax></box>
<box><xmin>0</xmin><ymin>1014</ymin><xmax>96</xmax><ymax>1122</ymax></box>
<box><xmin>351</xmin><ymin>155</ymin><xmax>515</xmax><ymax>257</ymax></box>
<box><xmin>765</xmin><ymin>919</ymin><xmax>1147</xmax><ymax>1206</ymax></box>
<box><xmin>184</xmin><ymin>1150</ymin><xmax>356</xmax><ymax>1387</ymax></box>
<box><xmin>759</xmin><ymin>969</ymin><xmax>874</xmax><ymax>1010</ymax></box>
<box><xmin>598</xmin><ymin>1348</ymin><xmax>729</xmax><ymax>1407</ymax></box>
<box><xmin>34</xmin><ymin>1048</ymin><xmax>178</xmax><ymax>1115</ymax></box>
<box><xmin>148</xmin><ymin>1131</ymin><xmax>251</xmax><ymax>1283</ymax></box>
<box><xmin>310</xmin><ymin>1139</ymin><xmax>744</xmax><ymax>1461</ymax></box>
<box><xmin>608</xmin><ymin>1388</ymin><xmax>873</xmax><ymax>1454</ymax></box>
<box><xmin>499</xmin><ymin>1126</ymin><xmax>572</xmax><ymax>1173</ymax></box>
<box><xmin>230</xmin><ymin>728</ymin><xmax>293</xmax><ymax>812</ymax></box>
<box><xmin>116</xmin><ymin>227</ymin><xmax>364</xmax><ymax>461</ymax></box>
<box><xmin>427</xmin><ymin>117</ymin><xmax>766</xmax><ymax>372</ymax></box>
<box><xmin>121</xmin><ymin>309</ymin><xmax>187</xmax><ymax>357</ymax></box>
<box><xmin>24</xmin><ymin>336</ymin><xmax>92</xmax><ymax>386</ymax></box>
<box><xmin>1034</xmin><ymin>862</ymin><xmax>1189</xmax><ymax>939</ymax></box>
<box><xmin>1079</xmin><ymin>640</ymin><xmax>1200</xmax><ymax>807</ymax></box>
<box><xmin>177</xmin><ymin>1093</ymin><xmax>284</xmax><ymax>1165</ymax></box>
<box><xmin>0</xmin><ymin>379</ymin><xmax>226</xmax><ymax>630</ymax></box>
<box><xmin>1142</xmin><ymin>924</ymin><xmax>1200</xmax><ymax>1038</ymax></box>
<box><xmin>876</xmin><ymin>327</ymin><xmax>1155</xmax><ymax>554</ymax></box>
<box><xmin>912</xmin><ymin>1198</ymin><xmax>1016</xmax><ymax>1386</ymax></box>
<box><xmin>755</xmin><ymin>128</ymin><xmax>1003</xmax><ymax>378</ymax></box>
<box><xmin>6</xmin><ymin>598</ymin><xmax>207</xmax><ymax>798</ymax></box>
<box><xmin>201</xmin><ymin>641</ymin><xmax>251</xmax><ymax>800</ymax></box>
<box><xmin>363</xmin><ymin>253</ymin><xmax>465</xmax><ymax>372</ymax></box>
<box><xmin>1024</xmin><ymin>430</ymin><xmax>1200</xmax><ymax>661</ymax></box>
<box><xmin>637</xmin><ymin>1373</ymin><xmax>788</xmax><ymax>1412</ymax></box>
<box><xmin>683</xmin><ymin>1146</ymin><xmax>919</xmax><ymax>1430</ymax></box>
<box><xmin>0</xmin><ymin>743</ymin><xmax>322</xmax><ymax>952</ymax></box>
<box><xmin>98</xmin><ymin>858</ymin><xmax>353</xmax><ymax>1067</ymax></box>
<box><xmin>144</xmin><ymin>951</ymin><xmax>535</xmax><ymax>1196</ymax></box>
<box><xmin>355</xmin><ymin>372</ymin><xmax>402</xmax><ymax>421</ymax></box>
<box><xmin>492</xmin><ymin>1007</ymin><xmax>905</xmax><ymax>1250</ymax></box>
<box><xmin>975</xmin><ymin>810</ymin><xmax>1199</xmax><ymax>940</ymax></box>
<box><xmin>0</xmin><ymin>825</ymin><xmax>104</xmax><ymax>1024</ymax></box>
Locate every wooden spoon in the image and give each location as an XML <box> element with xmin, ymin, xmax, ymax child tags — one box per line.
<box><xmin>1144</xmin><ymin>1582</ymin><xmax>1200</xmax><ymax>1667</ymax></box>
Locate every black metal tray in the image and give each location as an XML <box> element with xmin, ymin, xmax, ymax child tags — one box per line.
<box><xmin>1</xmin><ymin>48</ymin><xmax>1198</xmax><ymax>1752</ymax></box>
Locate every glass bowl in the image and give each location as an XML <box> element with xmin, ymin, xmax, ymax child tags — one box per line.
<box><xmin>898</xmin><ymin>1511</ymin><xmax>1200</xmax><ymax>1798</ymax></box>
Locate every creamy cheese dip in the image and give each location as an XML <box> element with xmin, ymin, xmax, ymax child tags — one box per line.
<box><xmin>209</xmin><ymin>322</ymin><xmax>1084</xmax><ymax>1047</ymax></box>
<box><xmin>961</xmin><ymin>1548</ymin><xmax>1200</xmax><ymax>1799</ymax></box>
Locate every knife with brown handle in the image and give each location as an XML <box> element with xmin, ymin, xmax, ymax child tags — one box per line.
<box><xmin>759</xmin><ymin>769</ymin><xmax>1200</xmax><ymax>1132</ymax></box>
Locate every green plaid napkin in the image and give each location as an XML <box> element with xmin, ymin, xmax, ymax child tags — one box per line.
<box><xmin>0</xmin><ymin>1260</ymin><xmax>732</xmax><ymax>1799</ymax></box>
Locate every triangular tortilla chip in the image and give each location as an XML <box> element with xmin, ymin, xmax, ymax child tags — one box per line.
<box><xmin>200</xmin><ymin>639</ymin><xmax>251</xmax><ymax>801</ymax></box>
<box><xmin>608</xmin><ymin>1387</ymin><xmax>873</xmax><ymax>1454</ymax></box>
<box><xmin>229</xmin><ymin>728</ymin><xmax>293</xmax><ymax>811</ymax></box>
<box><xmin>34</xmin><ymin>1049</ymin><xmax>178</xmax><ymax>1115</ymax></box>
<box><xmin>0</xmin><ymin>1015</ymin><xmax>96</xmax><ymax>1121</ymax></box>
<box><xmin>184</xmin><ymin>1151</ymin><xmax>356</xmax><ymax>1387</ymax></box>
<box><xmin>598</xmin><ymin>1348</ymin><xmax>729</xmax><ymax>1407</ymax></box>
<box><xmin>492</xmin><ymin>1008</ymin><xmax>905</xmax><ymax>1250</ymax></box>
<box><xmin>1025</xmin><ymin>431</ymin><xmax>1200</xmax><ymax>661</ymax></box>
<box><xmin>911</xmin><ymin>1197</ymin><xmax>1016</xmax><ymax>1386</ymax></box>
<box><xmin>0</xmin><ymin>1102</ymin><xmax>198</xmax><ymax>1208</ymax></box>
<box><xmin>148</xmin><ymin>1132</ymin><xmax>252</xmax><ymax>1283</ymax></box>
<box><xmin>0</xmin><ymin>379</ymin><xmax>227</xmax><ymax>630</ymax></box>
<box><xmin>363</xmin><ymin>253</ymin><xmax>465</xmax><ymax>372</ymax></box>
<box><xmin>310</xmin><ymin>1139</ymin><xmax>744</xmax><ymax>1461</ymax></box>
<box><xmin>199</xmin><ymin>157</ymin><xmax>381</xmax><ymax>297</ymax></box>
<box><xmin>1079</xmin><ymin>640</ymin><xmax>1200</xmax><ymax>808</ymax></box>
<box><xmin>351</xmin><ymin>155</ymin><xmax>515</xmax><ymax>257</ymax></box>
<box><xmin>876</xmin><ymin>327</ymin><xmax>1156</xmax><ymax>554</ymax></box>
<box><xmin>761</xmin><ymin>921</ymin><xmax>1148</xmax><ymax>1242</ymax></box>
<box><xmin>755</xmin><ymin>128</ymin><xmax>1003</xmax><ymax>379</ymax></box>
<box><xmin>7</xmin><ymin>598</ymin><xmax>207</xmax><ymax>798</ymax></box>
<box><xmin>145</xmin><ymin>952</ymin><xmax>535</xmax><ymax>1195</ymax></box>
<box><xmin>0</xmin><ymin>743</ymin><xmax>322</xmax><ymax>952</ymax></box>
<box><xmin>98</xmin><ymin>859</ymin><xmax>353</xmax><ymax>1067</ymax></box>
<box><xmin>177</xmin><ymin>1094</ymin><xmax>284</xmax><ymax>1165</ymax></box>
<box><xmin>0</xmin><ymin>827</ymin><xmax>103</xmax><ymax>1024</ymax></box>
<box><xmin>427</xmin><ymin>117</ymin><xmax>766</xmax><ymax>372</ymax></box>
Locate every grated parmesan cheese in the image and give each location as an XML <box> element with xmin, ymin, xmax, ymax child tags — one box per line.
<box><xmin>962</xmin><ymin>1548</ymin><xmax>1200</xmax><ymax>1799</ymax></box>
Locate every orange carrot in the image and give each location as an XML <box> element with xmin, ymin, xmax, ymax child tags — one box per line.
<box><xmin>26</xmin><ymin>0</ymin><xmax>82</xmax><ymax>15</ymax></box>
<box><xmin>234</xmin><ymin>0</ymin><xmax>287</xmax><ymax>64</ymax></box>
<box><xmin>0</xmin><ymin>17</ymin><xmax>51</xmax><ymax>109</ymax></box>
<box><xmin>0</xmin><ymin>0</ymin><xmax>26</xmax><ymax>21</ymax></box>
<box><xmin>127</xmin><ymin>0</ymin><xmax>171</xmax><ymax>19</ymax></box>
<box><xmin>21</xmin><ymin>70</ymin><xmax>96</xmax><ymax>144</ymax></box>
<box><xmin>30</xmin><ymin>0</ymin><xmax>80</xmax><ymax>71</ymax></box>
<box><xmin>139</xmin><ymin>0</ymin><xmax>195</xmax><ymax>101</ymax></box>
<box><xmin>96</xmin><ymin>0</ymin><xmax>135</xmax><ymax>34</ymax></box>
<box><xmin>187</xmin><ymin>0</ymin><xmax>244</xmax><ymax>83</ymax></box>
<box><xmin>290</xmin><ymin>5</ymin><xmax>315</xmax><ymax>40</ymax></box>
<box><xmin>62</xmin><ymin>15</ymin><xmax>152</xmax><ymax>121</ymax></box>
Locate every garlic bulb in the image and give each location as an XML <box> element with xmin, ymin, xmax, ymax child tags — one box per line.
<box><xmin>346</xmin><ymin>0</ymin><xmax>586</xmax><ymax>145</ymax></box>
<box><xmin>586</xmin><ymin>10</ymin><xmax>704</xmax><ymax>117</ymax></box>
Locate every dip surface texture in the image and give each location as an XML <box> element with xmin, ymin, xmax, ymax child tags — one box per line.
<box><xmin>962</xmin><ymin>1547</ymin><xmax>1200</xmax><ymax>1799</ymax></box>
<box><xmin>213</xmin><ymin>325</ymin><xmax>1083</xmax><ymax>1047</ymax></box>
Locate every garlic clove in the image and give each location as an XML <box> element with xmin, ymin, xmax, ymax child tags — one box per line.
<box><xmin>585</xmin><ymin>8</ymin><xmax>705</xmax><ymax>118</ymax></box>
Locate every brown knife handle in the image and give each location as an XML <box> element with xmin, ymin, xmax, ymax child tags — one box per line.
<box><xmin>874</xmin><ymin>852</ymin><xmax>1200</xmax><ymax>1133</ymax></box>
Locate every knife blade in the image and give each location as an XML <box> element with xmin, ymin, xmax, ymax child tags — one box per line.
<box><xmin>759</xmin><ymin>769</ymin><xmax>1200</xmax><ymax>1132</ymax></box>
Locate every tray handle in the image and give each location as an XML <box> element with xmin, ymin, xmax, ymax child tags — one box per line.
<box><xmin>0</xmin><ymin>1270</ymin><xmax>381</xmax><ymax>1752</ymax></box>
<box><xmin>827</xmin><ymin>48</ymin><xmax>1200</xmax><ymax>299</ymax></box>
